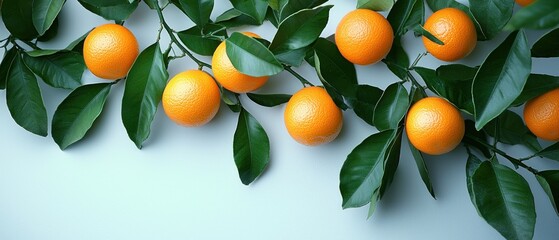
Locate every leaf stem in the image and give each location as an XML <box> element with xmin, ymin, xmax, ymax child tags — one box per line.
<box><xmin>154</xmin><ymin>3</ymin><xmax>211</xmax><ymax>69</ymax></box>
<box><xmin>285</xmin><ymin>66</ymin><xmax>314</xmax><ymax>87</ymax></box>
<box><xmin>466</xmin><ymin>135</ymin><xmax>539</xmax><ymax>174</ymax></box>
<box><xmin>409</xmin><ymin>52</ymin><xmax>428</xmax><ymax>70</ymax></box>
<box><xmin>406</xmin><ymin>72</ymin><xmax>427</xmax><ymax>96</ymax></box>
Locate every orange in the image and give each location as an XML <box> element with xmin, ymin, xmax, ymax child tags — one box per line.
<box><xmin>422</xmin><ymin>8</ymin><xmax>477</xmax><ymax>62</ymax></box>
<box><xmin>335</xmin><ymin>9</ymin><xmax>394</xmax><ymax>65</ymax></box>
<box><xmin>211</xmin><ymin>32</ymin><xmax>268</xmax><ymax>93</ymax></box>
<box><xmin>83</xmin><ymin>24</ymin><xmax>139</xmax><ymax>80</ymax></box>
<box><xmin>284</xmin><ymin>87</ymin><xmax>343</xmax><ymax>146</ymax></box>
<box><xmin>406</xmin><ymin>97</ymin><xmax>465</xmax><ymax>155</ymax></box>
<box><xmin>162</xmin><ymin>70</ymin><xmax>221</xmax><ymax>127</ymax></box>
<box><xmin>515</xmin><ymin>0</ymin><xmax>534</xmax><ymax>6</ymax></box>
<box><xmin>523</xmin><ymin>88</ymin><xmax>559</xmax><ymax>141</ymax></box>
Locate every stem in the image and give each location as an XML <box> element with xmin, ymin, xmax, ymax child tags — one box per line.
<box><xmin>409</xmin><ymin>52</ymin><xmax>428</xmax><ymax>70</ymax></box>
<box><xmin>154</xmin><ymin>3</ymin><xmax>211</xmax><ymax>69</ymax></box>
<box><xmin>467</xmin><ymin>136</ymin><xmax>539</xmax><ymax>174</ymax></box>
<box><xmin>20</xmin><ymin>40</ymin><xmax>40</xmax><ymax>50</ymax></box>
<box><xmin>406</xmin><ymin>72</ymin><xmax>427</xmax><ymax>96</ymax></box>
<box><xmin>285</xmin><ymin>66</ymin><xmax>314</xmax><ymax>87</ymax></box>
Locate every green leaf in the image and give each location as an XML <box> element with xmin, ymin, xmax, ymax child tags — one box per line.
<box><xmin>1</xmin><ymin>0</ymin><xmax>39</xmax><ymax>40</ymax></box>
<box><xmin>225</xmin><ymin>32</ymin><xmax>283</xmax><ymax>77</ymax></box>
<box><xmin>415</xmin><ymin>66</ymin><xmax>474</xmax><ymax>114</ymax></box>
<box><xmin>22</xmin><ymin>52</ymin><xmax>84</xmax><ymax>90</ymax></box>
<box><xmin>177</xmin><ymin>25</ymin><xmax>226</xmax><ymax>56</ymax></box>
<box><xmin>513</xmin><ymin>74</ymin><xmax>559</xmax><ymax>106</ymax></box>
<box><xmin>312</xmin><ymin>38</ymin><xmax>358</xmax><ymax>97</ymax></box>
<box><xmin>246</xmin><ymin>93</ymin><xmax>291</xmax><ymax>107</ymax></box>
<box><xmin>52</xmin><ymin>83</ymin><xmax>112</xmax><ymax>149</ymax></box>
<box><xmin>472</xmin><ymin>30</ymin><xmax>531</xmax><ymax>130</ymax></box>
<box><xmin>537</xmin><ymin>142</ymin><xmax>559</xmax><ymax>161</ymax></box>
<box><xmin>409</xmin><ymin>137</ymin><xmax>436</xmax><ymax>198</ymax></box>
<box><xmin>373</xmin><ymin>83</ymin><xmax>409</xmax><ymax>131</ymax></box>
<box><xmin>37</xmin><ymin>16</ymin><xmax>59</xmax><ymax>42</ymax></box>
<box><xmin>382</xmin><ymin>38</ymin><xmax>409</xmax><ymax>80</ymax></box>
<box><xmin>357</xmin><ymin>0</ymin><xmax>394</xmax><ymax>11</ymax></box>
<box><xmin>221</xmin><ymin>87</ymin><xmax>242</xmax><ymax>112</ymax></box>
<box><xmin>378</xmin><ymin>129</ymin><xmax>403</xmax><ymax>198</ymax></box>
<box><xmin>345</xmin><ymin>84</ymin><xmax>383</xmax><ymax>126</ymax></box>
<box><xmin>122</xmin><ymin>43</ymin><xmax>168</xmax><ymax>149</ymax></box>
<box><xmin>412</xmin><ymin>25</ymin><xmax>444</xmax><ymax>45</ymax></box>
<box><xmin>536</xmin><ymin>170</ymin><xmax>559</xmax><ymax>215</ymax></box>
<box><xmin>80</xmin><ymin>0</ymin><xmax>130</xmax><ymax>6</ymax></box>
<box><xmin>484</xmin><ymin>110</ymin><xmax>541</xmax><ymax>152</ymax></box>
<box><xmin>532</xmin><ymin>28</ymin><xmax>559</xmax><ymax>58</ymax></box>
<box><xmin>6</xmin><ymin>53</ymin><xmax>48</xmax><ymax>136</ymax></box>
<box><xmin>78</xmin><ymin>0</ymin><xmax>139</xmax><ymax>21</ymax></box>
<box><xmin>269</xmin><ymin>6</ymin><xmax>332</xmax><ymax>67</ymax></box>
<box><xmin>174</xmin><ymin>0</ymin><xmax>213</xmax><ymax>26</ymax></box>
<box><xmin>387</xmin><ymin>0</ymin><xmax>424</xmax><ymax>36</ymax></box>
<box><xmin>465</xmin><ymin>153</ymin><xmax>483</xmax><ymax>206</ymax></box>
<box><xmin>277</xmin><ymin>0</ymin><xmax>328</xmax><ymax>22</ymax></box>
<box><xmin>505</xmin><ymin>0</ymin><xmax>559</xmax><ymax>30</ymax></box>
<box><xmin>339</xmin><ymin>129</ymin><xmax>396</xmax><ymax>209</ymax></box>
<box><xmin>25</xmin><ymin>50</ymin><xmax>61</xmax><ymax>58</ymax></box>
<box><xmin>32</xmin><ymin>0</ymin><xmax>65</xmax><ymax>35</ymax></box>
<box><xmin>230</xmin><ymin>0</ymin><xmax>268</xmax><ymax>24</ymax></box>
<box><xmin>462</xmin><ymin>120</ymin><xmax>493</xmax><ymax>158</ymax></box>
<box><xmin>0</xmin><ymin>47</ymin><xmax>18</xmax><ymax>90</ymax></box>
<box><xmin>233</xmin><ymin>108</ymin><xmax>270</xmax><ymax>185</ymax></box>
<box><xmin>470</xmin><ymin>161</ymin><xmax>536</xmax><ymax>240</ymax></box>
<box><xmin>468</xmin><ymin>0</ymin><xmax>513</xmax><ymax>40</ymax></box>
<box><xmin>268</xmin><ymin>0</ymin><xmax>279</xmax><ymax>10</ymax></box>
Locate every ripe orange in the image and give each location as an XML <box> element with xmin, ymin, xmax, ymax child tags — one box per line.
<box><xmin>335</xmin><ymin>9</ymin><xmax>394</xmax><ymax>65</ymax></box>
<box><xmin>83</xmin><ymin>24</ymin><xmax>139</xmax><ymax>80</ymax></box>
<box><xmin>162</xmin><ymin>70</ymin><xmax>221</xmax><ymax>127</ymax></box>
<box><xmin>523</xmin><ymin>88</ymin><xmax>559</xmax><ymax>141</ymax></box>
<box><xmin>406</xmin><ymin>97</ymin><xmax>465</xmax><ymax>155</ymax></box>
<box><xmin>515</xmin><ymin>0</ymin><xmax>534</xmax><ymax>6</ymax></box>
<box><xmin>284</xmin><ymin>87</ymin><xmax>343</xmax><ymax>146</ymax></box>
<box><xmin>422</xmin><ymin>8</ymin><xmax>477</xmax><ymax>62</ymax></box>
<box><xmin>211</xmin><ymin>32</ymin><xmax>268</xmax><ymax>93</ymax></box>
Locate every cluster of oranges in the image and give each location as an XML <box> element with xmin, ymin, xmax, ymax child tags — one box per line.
<box><xmin>82</xmin><ymin>0</ymin><xmax>556</xmax><ymax>156</ymax></box>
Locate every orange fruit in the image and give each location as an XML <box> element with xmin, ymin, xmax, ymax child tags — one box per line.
<box><xmin>406</xmin><ymin>97</ymin><xmax>465</xmax><ymax>155</ymax></box>
<box><xmin>335</xmin><ymin>9</ymin><xmax>394</xmax><ymax>65</ymax></box>
<box><xmin>284</xmin><ymin>87</ymin><xmax>343</xmax><ymax>146</ymax></box>
<box><xmin>422</xmin><ymin>8</ymin><xmax>477</xmax><ymax>62</ymax></box>
<box><xmin>83</xmin><ymin>24</ymin><xmax>139</xmax><ymax>80</ymax></box>
<box><xmin>211</xmin><ymin>32</ymin><xmax>268</xmax><ymax>93</ymax></box>
<box><xmin>523</xmin><ymin>88</ymin><xmax>559</xmax><ymax>141</ymax></box>
<box><xmin>515</xmin><ymin>0</ymin><xmax>534</xmax><ymax>6</ymax></box>
<box><xmin>162</xmin><ymin>70</ymin><xmax>221</xmax><ymax>127</ymax></box>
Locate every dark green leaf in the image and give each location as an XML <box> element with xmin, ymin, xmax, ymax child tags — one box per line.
<box><xmin>230</xmin><ymin>0</ymin><xmax>268</xmax><ymax>24</ymax></box>
<box><xmin>469</xmin><ymin>0</ymin><xmax>514</xmax><ymax>40</ymax></box>
<box><xmin>66</xmin><ymin>30</ymin><xmax>91</xmax><ymax>54</ymax></box>
<box><xmin>505</xmin><ymin>0</ymin><xmax>559</xmax><ymax>30</ymax></box>
<box><xmin>6</xmin><ymin>53</ymin><xmax>48</xmax><ymax>136</ymax></box>
<box><xmin>339</xmin><ymin>129</ymin><xmax>396</xmax><ymax>209</ymax></box>
<box><xmin>37</xmin><ymin>16</ymin><xmax>59</xmax><ymax>42</ymax></box>
<box><xmin>470</xmin><ymin>161</ymin><xmax>536</xmax><ymax>240</ymax></box>
<box><xmin>246</xmin><ymin>93</ymin><xmax>291</xmax><ymax>107</ymax></box>
<box><xmin>78</xmin><ymin>0</ymin><xmax>139</xmax><ymax>21</ymax></box>
<box><xmin>1</xmin><ymin>0</ymin><xmax>39</xmax><ymax>40</ymax></box>
<box><xmin>122</xmin><ymin>43</ymin><xmax>168</xmax><ymax>149</ymax></box>
<box><xmin>463</xmin><ymin>120</ymin><xmax>493</xmax><ymax>158</ymax></box>
<box><xmin>177</xmin><ymin>25</ymin><xmax>226</xmax><ymax>56</ymax></box>
<box><xmin>23</xmin><ymin>51</ymin><xmax>84</xmax><ymax>89</ymax></box>
<box><xmin>373</xmin><ymin>83</ymin><xmax>409</xmax><ymax>131</ymax></box>
<box><xmin>387</xmin><ymin>0</ymin><xmax>423</xmax><ymax>36</ymax></box>
<box><xmin>537</xmin><ymin>142</ymin><xmax>559</xmax><ymax>161</ymax></box>
<box><xmin>409</xmin><ymin>137</ymin><xmax>436</xmax><ymax>198</ymax></box>
<box><xmin>52</xmin><ymin>83</ymin><xmax>112</xmax><ymax>149</ymax></box>
<box><xmin>513</xmin><ymin>74</ymin><xmax>559</xmax><ymax>106</ymax></box>
<box><xmin>0</xmin><ymin>47</ymin><xmax>18</xmax><ymax>90</ymax></box>
<box><xmin>269</xmin><ymin>6</ymin><xmax>332</xmax><ymax>67</ymax></box>
<box><xmin>536</xmin><ymin>170</ymin><xmax>559</xmax><ymax>215</ymax></box>
<box><xmin>277</xmin><ymin>0</ymin><xmax>328</xmax><ymax>22</ymax></box>
<box><xmin>268</xmin><ymin>0</ymin><xmax>279</xmax><ymax>10</ymax></box>
<box><xmin>273</xmin><ymin>47</ymin><xmax>310</xmax><ymax>67</ymax></box>
<box><xmin>312</xmin><ymin>38</ymin><xmax>358</xmax><ymax>97</ymax></box>
<box><xmin>225</xmin><ymin>32</ymin><xmax>283</xmax><ymax>77</ymax></box>
<box><xmin>215</xmin><ymin>8</ymin><xmax>261</xmax><ymax>27</ymax></box>
<box><xmin>378</xmin><ymin>129</ymin><xmax>403</xmax><ymax>198</ymax></box>
<box><xmin>26</xmin><ymin>50</ymin><xmax>61</xmax><ymax>58</ymax></box>
<box><xmin>382</xmin><ymin>38</ymin><xmax>409</xmax><ymax>80</ymax></box>
<box><xmin>465</xmin><ymin>153</ymin><xmax>483</xmax><ymax>206</ymax></box>
<box><xmin>233</xmin><ymin>108</ymin><xmax>270</xmax><ymax>185</ymax></box>
<box><xmin>357</xmin><ymin>0</ymin><xmax>394</xmax><ymax>11</ymax></box>
<box><xmin>412</xmin><ymin>24</ymin><xmax>444</xmax><ymax>45</ymax></box>
<box><xmin>484</xmin><ymin>110</ymin><xmax>541</xmax><ymax>152</ymax></box>
<box><xmin>174</xmin><ymin>0</ymin><xmax>213</xmax><ymax>26</ymax></box>
<box><xmin>32</xmin><ymin>0</ymin><xmax>65</xmax><ymax>35</ymax></box>
<box><xmin>472</xmin><ymin>30</ymin><xmax>531</xmax><ymax>130</ymax></box>
<box><xmin>80</xmin><ymin>0</ymin><xmax>130</xmax><ymax>6</ymax></box>
<box><xmin>345</xmin><ymin>84</ymin><xmax>383</xmax><ymax>126</ymax></box>
<box><xmin>221</xmin><ymin>87</ymin><xmax>242</xmax><ymax>112</ymax></box>
<box><xmin>532</xmin><ymin>28</ymin><xmax>559</xmax><ymax>58</ymax></box>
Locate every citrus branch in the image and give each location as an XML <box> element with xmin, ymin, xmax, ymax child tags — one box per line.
<box><xmin>285</xmin><ymin>66</ymin><xmax>314</xmax><ymax>87</ymax></box>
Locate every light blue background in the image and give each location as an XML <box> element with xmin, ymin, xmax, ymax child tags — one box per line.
<box><xmin>1</xmin><ymin>1</ymin><xmax>558</xmax><ymax>239</ymax></box>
